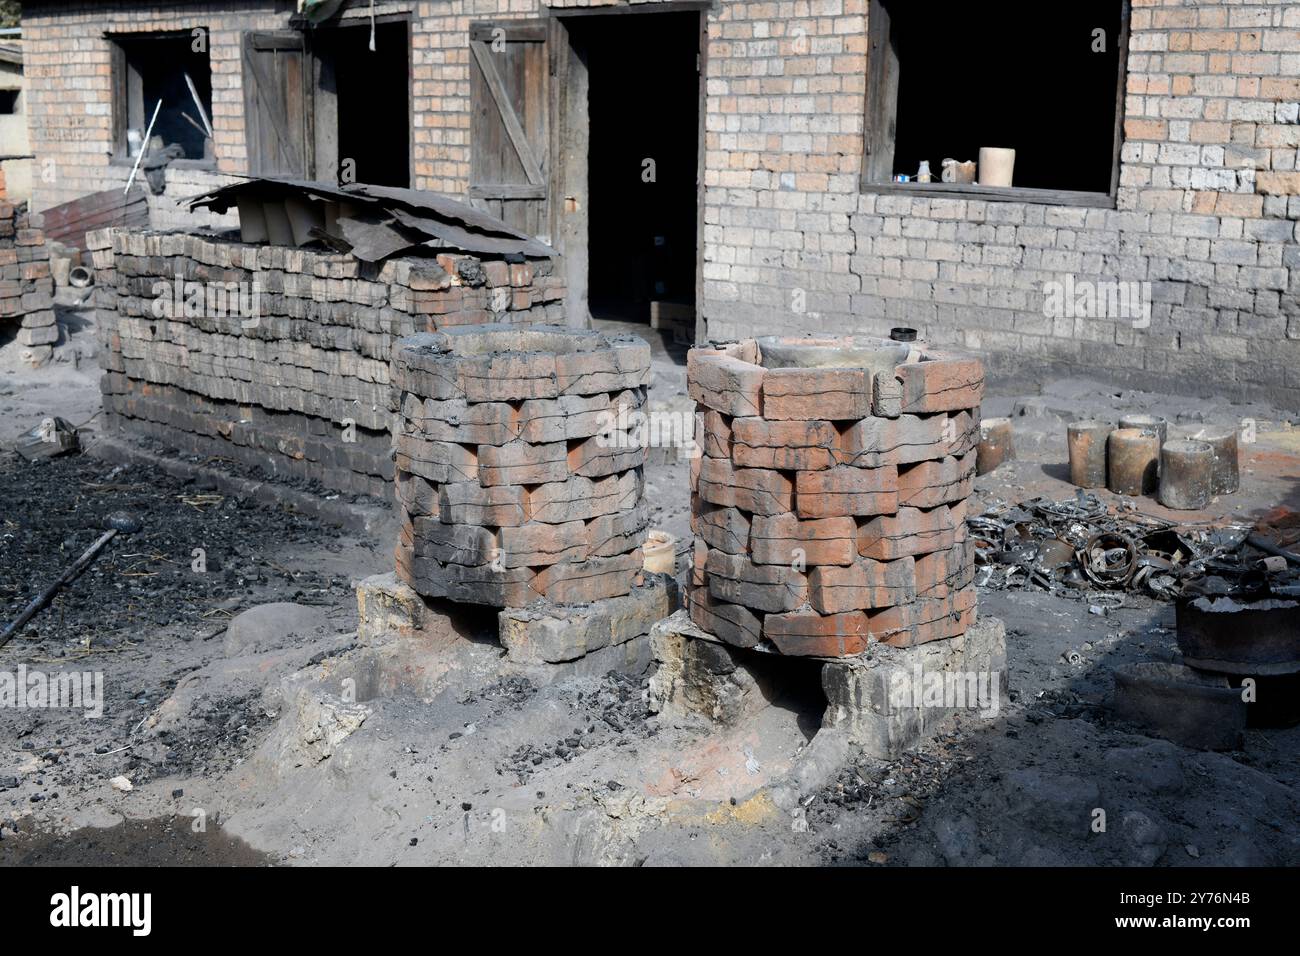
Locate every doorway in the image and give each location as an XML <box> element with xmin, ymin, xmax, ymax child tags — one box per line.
<box><xmin>311</xmin><ymin>19</ymin><xmax>411</xmax><ymax>187</ymax></box>
<box><xmin>558</xmin><ymin>9</ymin><xmax>702</xmax><ymax>336</ymax></box>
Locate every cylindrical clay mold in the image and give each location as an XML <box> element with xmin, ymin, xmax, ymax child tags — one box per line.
<box><xmin>977</xmin><ymin>417</ymin><xmax>1014</xmax><ymax>476</ymax></box>
<box><xmin>1067</xmin><ymin>420</ymin><xmax>1111</xmax><ymax>488</ymax></box>
<box><xmin>1159</xmin><ymin>439</ymin><xmax>1213</xmax><ymax>510</ymax></box>
<box><xmin>1107</xmin><ymin>427</ymin><xmax>1160</xmax><ymax>496</ymax></box>
<box><xmin>1186</xmin><ymin>425</ymin><xmax>1239</xmax><ymax>495</ymax></box>
<box><xmin>1118</xmin><ymin>414</ymin><xmax>1168</xmax><ymax>463</ymax></box>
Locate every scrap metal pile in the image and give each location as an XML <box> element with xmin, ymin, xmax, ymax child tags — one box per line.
<box><xmin>966</xmin><ymin>490</ymin><xmax>1300</xmax><ymax>603</ymax></box>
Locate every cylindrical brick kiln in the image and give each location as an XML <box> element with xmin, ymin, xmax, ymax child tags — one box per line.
<box><xmin>687</xmin><ymin>336</ymin><xmax>984</xmax><ymax>657</ymax></box>
<box><xmin>392</xmin><ymin>324</ymin><xmax>652</xmax><ymax>607</ymax></box>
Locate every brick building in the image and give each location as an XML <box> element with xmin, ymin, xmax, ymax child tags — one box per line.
<box><xmin>18</xmin><ymin>0</ymin><xmax>1300</xmax><ymax>405</ymax></box>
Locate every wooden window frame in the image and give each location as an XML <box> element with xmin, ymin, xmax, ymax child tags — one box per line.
<box><xmin>859</xmin><ymin>0</ymin><xmax>1131</xmax><ymax>209</ymax></box>
<box><xmin>106</xmin><ymin>28</ymin><xmax>217</xmax><ymax>172</ymax></box>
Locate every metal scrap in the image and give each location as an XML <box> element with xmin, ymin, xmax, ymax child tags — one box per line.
<box><xmin>967</xmin><ymin>489</ymin><xmax>1277</xmax><ymax>602</ymax></box>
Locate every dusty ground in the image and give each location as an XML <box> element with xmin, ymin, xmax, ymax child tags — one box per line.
<box><xmin>1</xmin><ymin>307</ymin><xmax>1298</xmax><ymax>866</ymax></box>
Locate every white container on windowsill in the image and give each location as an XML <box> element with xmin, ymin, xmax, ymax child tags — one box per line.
<box><xmin>978</xmin><ymin>147</ymin><xmax>1016</xmax><ymax>187</ymax></box>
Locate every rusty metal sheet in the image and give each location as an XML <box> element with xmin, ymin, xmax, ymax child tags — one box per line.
<box><xmin>182</xmin><ymin>176</ymin><xmax>555</xmax><ymax>262</ymax></box>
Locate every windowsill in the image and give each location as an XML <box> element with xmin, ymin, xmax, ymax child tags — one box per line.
<box><xmin>109</xmin><ymin>155</ymin><xmax>219</xmax><ymax>173</ymax></box>
<box><xmin>859</xmin><ymin>179</ymin><xmax>1116</xmax><ymax>209</ymax></box>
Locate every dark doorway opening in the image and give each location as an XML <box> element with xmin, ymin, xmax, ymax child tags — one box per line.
<box><xmin>579</xmin><ymin>12</ymin><xmax>699</xmax><ymax>329</ymax></box>
<box><xmin>313</xmin><ymin>20</ymin><xmax>410</xmax><ymax>187</ymax></box>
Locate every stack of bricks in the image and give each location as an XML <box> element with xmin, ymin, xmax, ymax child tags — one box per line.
<box><xmin>392</xmin><ymin>324</ymin><xmax>653</xmax><ymax>607</ymax></box>
<box><xmin>0</xmin><ymin>199</ymin><xmax>56</xmax><ymax>366</ymax></box>
<box><xmin>687</xmin><ymin>336</ymin><xmax>984</xmax><ymax>658</ymax></box>
<box><xmin>92</xmin><ymin>228</ymin><xmax>564</xmax><ymax>498</ymax></box>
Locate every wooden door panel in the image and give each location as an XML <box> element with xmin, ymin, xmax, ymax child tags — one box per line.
<box><xmin>469</xmin><ymin>21</ymin><xmax>549</xmax><ymax>241</ymax></box>
<box><xmin>242</xmin><ymin>31</ymin><xmax>311</xmax><ymax>177</ymax></box>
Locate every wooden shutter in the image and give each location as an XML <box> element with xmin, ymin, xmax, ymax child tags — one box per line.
<box><xmin>861</xmin><ymin>0</ymin><xmax>900</xmax><ymax>186</ymax></box>
<box><xmin>242</xmin><ymin>31</ymin><xmax>312</xmax><ymax>177</ymax></box>
<box><xmin>468</xmin><ymin>21</ymin><xmax>550</xmax><ymax>241</ymax></box>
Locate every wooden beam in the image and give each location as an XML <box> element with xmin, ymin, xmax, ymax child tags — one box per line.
<box><xmin>1110</xmin><ymin>0</ymin><xmax>1133</xmax><ymax>200</ymax></box>
<box><xmin>468</xmin><ymin>183</ymin><xmax>547</xmax><ymax>200</ymax></box>
<box><xmin>860</xmin><ymin>0</ymin><xmax>899</xmax><ymax>187</ymax></box>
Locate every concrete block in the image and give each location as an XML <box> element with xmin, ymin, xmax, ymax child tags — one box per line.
<box><xmin>498</xmin><ymin>573</ymin><xmax>679</xmax><ymax>664</ymax></box>
<box><xmin>648</xmin><ymin>621</ymin><xmax>777</xmax><ymax>725</ymax></box>
<box><xmin>820</xmin><ymin>615</ymin><xmax>1008</xmax><ymax>758</ymax></box>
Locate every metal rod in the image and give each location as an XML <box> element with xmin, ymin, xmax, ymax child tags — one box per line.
<box><xmin>183</xmin><ymin>72</ymin><xmax>213</xmax><ymax>138</ymax></box>
<box><xmin>0</xmin><ymin>529</ymin><xmax>118</xmax><ymax>650</ymax></box>
<box><xmin>1247</xmin><ymin>533</ymin><xmax>1300</xmax><ymax>567</ymax></box>
<box><xmin>124</xmin><ymin>98</ymin><xmax>162</xmax><ymax>196</ymax></box>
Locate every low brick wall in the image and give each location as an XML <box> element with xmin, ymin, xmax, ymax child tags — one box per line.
<box><xmin>91</xmin><ymin>228</ymin><xmax>564</xmax><ymax>498</ymax></box>
<box><xmin>688</xmin><ymin>337</ymin><xmax>983</xmax><ymax>658</ymax></box>
<box><xmin>0</xmin><ymin>200</ymin><xmax>55</xmax><ymax>366</ymax></box>
<box><xmin>393</xmin><ymin>325</ymin><xmax>652</xmax><ymax>606</ymax></box>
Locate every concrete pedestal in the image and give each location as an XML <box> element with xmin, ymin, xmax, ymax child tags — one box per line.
<box><xmin>649</xmin><ymin>609</ymin><xmax>1008</xmax><ymax>759</ymax></box>
<box><xmin>357</xmin><ymin>571</ymin><xmax>678</xmax><ymax>675</ymax></box>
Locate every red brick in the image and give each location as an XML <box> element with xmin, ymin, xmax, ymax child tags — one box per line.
<box><xmin>913</xmin><ymin>536</ymin><xmax>976</xmax><ymax>598</ymax></box>
<box><xmin>586</xmin><ymin>504</ymin><xmax>650</xmax><ymax>558</ymax></box>
<box><xmin>697</xmin><ymin>458</ymin><xmax>794</xmax><ymax>515</ymax></box>
<box><xmin>763</xmin><ymin>609</ymin><xmax>871</xmax><ymax>657</ymax></box>
<box><xmin>526</xmin><ymin>473</ymin><xmax>639</xmax><ymax>524</ymax></box>
<box><xmin>689</xmin><ymin>585</ymin><xmax>763</xmax><ymax>649</ymax></box>
<box><xmin>478</xmin><ymin>440</ymin><xmax>568</xmax><ymax>486</ymax></box>
<box><xmin>687</xmin><ymin>350</ymin><xmax>764</xmax><ymax>416</ymax></box>
<box><xmin>395</xmin><ymin>433</ymin><xmax>480</xmax><ymax>484</ymax></box>
<box><xmin>696</xmin><ymin>408</ymin><xmax>733</xmax><ymax>459</ymax></box>
<box><xmin>413</xmin><ymin>518</ymin><xmax>497</xmax><ymax>566</ymax></box>
<box><xmin>795</xmin><ymin>465</ymin><xmax>899</xmax><ymax>518</ymax></box>
<box><xmin>395</xmin><ymin>469</ymin><xmax>439</xmax><ymax>517</ymax></box>
<box><xmin>749</xmin><ymin>513</ymin><xmax>858</xmax><ymax>566</ymax></box>
<box><xmin>807</xmin><ymin>557</ymin><xmax>916</xmax><ymax>613</ymax></box>
<box><xmin>870</xmin><ymin>587</ymin><xmax>977</xmax><ymax>647</ymax></box>
<box><xmin>895</xmin><ymin>354</ymin><xmax>984</xmax><ymax>413</ymax></box>
<box><xmin>706</xmin><ymin>549</ymin><xmax>809</xmax><ymax>613</ymax></box>
<box><xmin>555</xmin><ymin>339</ymin><xmax>650</xmax><ymax>394</ymax></box>
<box><xmin>896</xmin><ymin>451</ymin><xmax>976</xmax><ymax>508</ymax></box>
<box><xmin>731</xmin><ymin>417</ymin><xmax>839</xmax><ymax>471</ymax></box>
<box><xmin>467</xmin><ymin>353</ymin><xmax>562</xmax><ymax>402</ymax></box>
<box><xmin>761</xmin><ymin>367</ymin><xmax>871</xmax><ymax>421</ymax></box>
<box><xmin>567</xmin><ymin>434</ymin><xmax>645</xmax><ymax>478</ymax></box>
<box><xmin>438</xmin><ymin>481</ymin><xmax>527</xmax><ymax>527</ymax></box>
<box><xmin>693</xmin><ymin>502</ymin><xmax>752</xmax><ymax>554</ymax></box>
<box><xmin>840</xmin><ymin>410</ymin><xmax>979</xmax><ymax>468</ymax></box>
<box><xmin>498</xmin><ymin>520</ymin><xmax>591</xmax><ymax>568</ymax></box>
<box><xmin>873</xmin><ymin>370</ymin><xmax>903</xmax><ymax>417</ymax></box>
<box><xmin>516</xmin><ymin>392</ymin><xmax>627</xmax><ymax>444</ymax></box>
<box><xmin>691</xmin><ymin>538</ymin><xmax>708</xmax><ymax>586</ymax></box>
<box><xmin>530</xmin><ymin>551</ymin><xmax>643</xmax><ymax>603</ymax></box>
<box><xmin>858</xmin><ymin>503</ymin><xmax>965</xmax><ymax>560</ymax></box>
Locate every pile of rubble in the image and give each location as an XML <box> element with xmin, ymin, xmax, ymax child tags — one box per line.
<box><xmin>393</xmin><ymin>325</ymin><xmax>652</xmax><ymax>606</ymax></box>
<box><xmin>968</xmin><ymin>489</ymin><xmax>1299</xmax><ymax>604</ymax></box>
<box><xmin>0</xmin><ymin>198</ymin><xmax>56</xmax><ymax>366</ymax></box>
<box><xmin>92</xmin><ymin>229</ymin><xmax>564</xmax><ymax>498</ymax></box>
<box><xmin>686</xmin><ymin>335</ymin><xmax>985</xmax><ymax>656</ymax></box>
